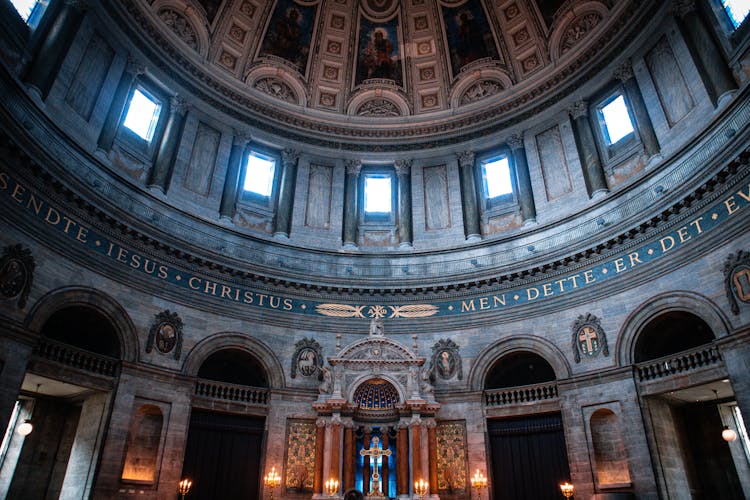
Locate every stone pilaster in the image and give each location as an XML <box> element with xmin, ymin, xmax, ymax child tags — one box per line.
<box><xmin>456</xmin><ymin>151</ymin><xmax>481</xmax><ymax>240</ymax></box>
<box><xmin>569</xmin><ymin>100</ymin><xmax>609</xmax><ymax>197</ymax></box>
<box><xmin>219</xmin><ymin>132</ymin><xmax>251</xmax><ymax>220</ymax></box>
<box><xmin>395</xmin><ymin>159</ymin><xmax>413</xmax><ymax>247</ymax></box>
<box><xmin>507</xmin><ymin>134</ymin><xmax>537</xmax><ymax>223</ymax></box>
<box><xmin>148</xmin><ymin>96</ymin><xmax>189</xmax><ymax>193</ymax></box>
<box><xmin>342</xmin><ymin>160</ymin><xmax>361</xmax><ymax>248</ymax></box>
<box><xmin>274</xmin><ymin>149</ymin><xmax>300</xmax><ymax>237</ymax></box>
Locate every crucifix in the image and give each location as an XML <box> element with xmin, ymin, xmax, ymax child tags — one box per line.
<box><xmin>359</xmin><ymin>436</ymin><xmax>391</xmax><ymax>497</ymax></box>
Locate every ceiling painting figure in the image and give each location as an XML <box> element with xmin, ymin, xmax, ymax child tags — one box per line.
<box><xmin>259</xmin><ymin>0</ymin><xmax>318</xmax><ymax>75</ymax></box>
<box><xmin>356</xmin><ymin>16</ymin><xmax>403</xmax><ymax>87</ymax></box>
<box><xmin>442</xmin><ymin>0</ymin><xmax>500</xmax><ymax>77</ymax></box>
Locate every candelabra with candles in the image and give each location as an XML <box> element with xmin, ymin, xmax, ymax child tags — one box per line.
<box><xmin>560</xmin><ymin>482</ymin><xmax>575</xmax><ymax>499</ymax></box>
<box><xmin>264</xmin><ymin>466</ymin><xmax>281</xmax><ymax>500</ymax></box>
<box><xmin>414</xmin><ymin>479</ymin><xmax>429</xmax><ymax>500</ymax></box>
<box><xmin>470</xmin><ymin>469</ymin><xmax>487</xmax><ymax>499</ymax></box>
<box><xmin>325</xmin><ymin>478</ymin><xmax>339</xmax><ymax>498</ymax></box>
<box><xmin>178</xmin><ymin>478</ymin><xmax>192</xmax><ymax>500</ymax></box>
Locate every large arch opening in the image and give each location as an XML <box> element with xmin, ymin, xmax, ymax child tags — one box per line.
<box><xmin>40</xmin><ymin>305</ymin><xmax>121</xmax><ymax>359</ymax></box>
<box><xmin>196</xmin><ymin>348</ymin><xmax>269</xmax><ymax>387</ymax></box>
<box><xmin>634</xmin><ymin>311</ymin><xmax>714</xmax><ymax>363</ymax></box>
<box><xmin>484</xmin><ymin>350</ymin><xmax>556</xmax><ymax>389</ymax></box>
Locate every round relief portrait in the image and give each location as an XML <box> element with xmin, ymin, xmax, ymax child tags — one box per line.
<box><xmin>155</xmin><ymin>322</ymin><xmax>177</xmax><ymax>354</ymax></box>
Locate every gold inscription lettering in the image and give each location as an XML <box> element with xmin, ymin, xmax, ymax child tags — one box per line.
<box><xmin>527</xmin><ymin>287</ymin><xmax>540</xmax><ymax>300</ymax></box>
<box><xmin>725</xmin><ymin>196</ymin><xmax>739</xmax><ymax>215</ymax></box>
<box><xmin>10</xmin><ymin>183</ymin><xmax>24</xmax><ymax>203</ymax></box>
<box><xmin>584</xmin><ymin>270</ymin><xmax>596</xmax><ymax>284</ymax></box>
<box><xmin>493</xmin><ymin>294</ymin><xmax>506</xmax><ymax>307</ymax></box>
<box><xmin>660</xmin><ymin>235</ymin><xmax>675</xmax><ymax>253</ymax></box>
<box><xmin>479</xmin><ymin>297</ymin><xmax>489</xmax><ymax>310</ymax></box>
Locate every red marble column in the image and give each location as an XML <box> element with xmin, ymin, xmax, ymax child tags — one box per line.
<box><xmin>363</xmin><ymin>428</ymin><xmax>371</xmax><ymax>493</ymax></box>
<box><xmin>382</xmin><ymin>429</ymin><xmax>390</xmax><ymax>496</ymax></box>
<box><xmin>411</xmin><ymin>423</ymin><xmax>423</xmax><ymax>485</ymax></box>
<box><xmin>428</xmin><ymin>424</ymin><xmax>438</xmax><ymax>495</ymax></box>
<box><xmin>397</xmin><ymin>426</ymin><xmax>408</xmax><ymax>495</ymax></box>
<box><xmin>330</xmin><ymin>421</ymin><xmax>342</xmax><ymax>490</ymax></box>
<box><xmin>343</xmin><ymin>425</ymin><xmax>355</xmax><ymax>490</ymax></box>
<box><xmin>314</xmin><ymin>420</ymin><xmax>326</xmax><ymax>494</ymax></box>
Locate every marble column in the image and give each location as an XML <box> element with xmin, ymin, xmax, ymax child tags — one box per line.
<box><xmin>381</xmin><ymin>428</ymin><xmax>390</xmax><ymax>496</ymax></box>
<box><xmin>426</xmin><ymin>420</ymin><xmax>438</xmax><ymax>495</ymax></box>
<box><xmin>329</xmin><ymin>416</ymin><xmax>342</xmax><ymax>492</ymax></box>
<box><xmin>362</xmin><ymin>426</ymin><xmax>371</xmax><ymax>492</ymax></box>
<box><xmin>274</xmin><ymin>149</ymin><xmax>300</xmax><ymax>238</ymax></box>
<box><xmin>97</xmin><ymin>58</ymin><xmax>144</xmax><ymax>152</ymax></box>
<box><xmin>673</xmin><ymin>0</ymin><xmax>736</xmax><ymax>106</ymax></box>
<box><xmin>457</xmin><ymin>151</ymin><xmax>481</xmax><ymax>240</ymax></box>
<box><xmin>569</xmin><ymin>100</ymin><xmax>609</xmax><ymax>198</ymax></box>
<box><xmin>219</xmin><ymin>133</ymin><xmax>250</xmax><ymax>220</ymax></box>
<box><xmin>148</xmin><ymin>96</ymin><xmax>188</xmax><ymax>193</ymax></box>
<box><xmin>410</xmin><ymin>419</ymin><xmax>423</xmax><ymax>487</ymax></box>
<box><xmin>342</xmin><ymin>160</ymin><xmax>361</xmax><ymax>247</ymax></box>
<box><xmin>314</xmin><ymin>418</ymin><xmax>326</xmax><ymax>495</ymax></box>
<box><xmin>507</xmin><ymin>134</ymin><xmax>537</xmax><ymax>223</ymax></box>
<box><xmin>24</xmin><ymin>0</ymin><xmax>87</xmax><ymax>99</ymax></box>
<box><xmin>395</xmin><ymin>160</ymin><xmax>413</xmax><ymax>247</ymax></box>
<box><xmin>614</xmin><ymin>60</ymin><xmax>660</xmax><ymax>158</ymax></box>
<box><xmin>396</xmin><ymin>424</ymin><xmax>409</xmax><ymax>496</ymax></box>
<box><xmin>343</xmin><ymin>423</ymin><xmax>355</xmax><ymax>491</ymax></box>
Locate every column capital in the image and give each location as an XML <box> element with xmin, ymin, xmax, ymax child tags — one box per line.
<box><xmin>126</xmin><ymin>57</ymin><xmax>146</xmax><ymax>77</ymax></box>
<box><xmin>394</xmin><ymin>159</ymin><xmax>412</xmax><ymax>176</ymax></box>
<box><xmin>456</xmin><ymin>151</ymin><xmax>475</xmax><ymax>168</ymax></box>
<box><xmin>409</xmin><ymin>414</ymin><xmax>423</xmax><ymax>427</ymax></box>
<box><xmin>170</xmin><ymin>95</ymin><xmax>189</xmax><ymax>116</ymax></box>
<box><xmin>423</xmin><ymin>418</ymin><xmax>437</xmax><ymax>429</ymax></box>
<box><xmin>232</xmin><ymin>131</ymin><xmax>251</xmax><ymax>147</ymax></box>
<box><xmin>345</xmin><ymin>159</ymin><xmax>362</xmax><ymax>175</ymax></box>
<box><xmin>613</xmin><ymin>59</ymin><xmax>634</xmax><ymax>82</ymax></box>
<box><xmin>316</xmin><ymin>417</ymin><xmax>328</xmax><ymax>428</ymax></box>
<box><xmin>282</xmin><ymin>148</ymin><xmax>300</xmax><ymax>166</ymax></box>
<box><xmin>568</xmin><ymin>99</ymin><xmax>588</xmax><ymax>119</ymax></box>
<box><xmin>507</xmin><ymin>133</ymin><xmax>524</xmax><ymax>150</ymax></box>
<box><xmin>671</xmin><ymin>0</ymin><xmax>696</xmax><ymax>18</ymax></box>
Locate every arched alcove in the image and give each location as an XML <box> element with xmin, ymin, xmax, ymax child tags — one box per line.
<box><xmin>633</xmin><ymin>311</ymin><xmax>714</xmax><ymax>363</ymax></box>
<box><xmin>40</xmin><ymin>305</ymin><xmax>121</xmax><ymax>359</ymax></box>
<box><xmin>121</xmin><ymin>405</ymin><xmax>164</xmax><ymax>484</ymax></box>
<box><xmin>484</xmin><ymin>351</ymin><xmax>556</xmax><ymax>389</ymax></box>
<box><xmin>352</xmin><ymin>378</ymin><xmax>400</xmax><ymax>421</ymax></box>
<box><xmin>197</xmin><ymin>348</ymin><xmax>269</xmax><ymax>387</ymax></box>
<box><xmin>590</xmin><ymin>408</ymin><xmax>631</xmax><ymax>487</ymax></box>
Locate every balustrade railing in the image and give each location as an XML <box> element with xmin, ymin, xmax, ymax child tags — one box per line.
<box><xmin>33</xmin><ymin>339</ymin><xmax>118</xmax><ymax>377</ymax></box>
<box><xmin>195</xmin><ymin>379</ymin><xmax>269</xmax><ymax>405</ymax></box>
<box><xmin>636</xmin><ymin>344</ymin><xmax>722</xmax><ymax>381</ymax></box>
<box><xmin>485</xmin><ymin>381</ymin><xmax>558</xmax><ymax>406</ymax></box>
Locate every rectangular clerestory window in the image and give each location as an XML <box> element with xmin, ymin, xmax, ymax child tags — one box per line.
<box><xmin>242</xmin><ymin>151</ymin><xmax>277</xmax><ymax>198</ymax></box>
<box><xmin>122</xmin><ymin>87</ymin><xmax>163</xmax><ymax>143</ymax></box>
<box><xmin>591</xmin><ymin>87</ymin><xmax>639</xmax><ymax>162</ymax></box>
<box><xmin>9</xmin><ymin>0</ymin><xmax>48</xmax><ymax>29</ymax></box>
<box><xmin>360</xmin><ymin>169</ymin><xmax>395</xmax><ymax>224</ymax></box>
<box><xmin>597</xmin><ymin>93</ymin><xmax>635</xmax><ymax>146</ymax></box>
<box><xmin>479</xmin><ymin>153</ymin><xmax>516</xmax><ymax>211</ymax></box>
<box><xmin>722</xmin><ymin>0</ymin><xmax>750</xmax><ymax>28</ymax></box>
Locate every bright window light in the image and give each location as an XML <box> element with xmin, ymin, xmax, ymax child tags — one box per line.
<box><xmin>123</xmin><ymin>88</ymin><xmax>162</xmax><ymax>142</ymax></box>
<box><xmin>600</xmin><ymin>94</ymin><xmax>634</xmax><ymax>145</ymax></box>
<box><xmin>483</xmin><ymin>157</ymin><xmax>512</xmax><ymax>198</ymax></box>
<box><xmin>242</xmin><ymin>153</ymin><xmax>276</xmax><ymax>197</ymax></box>
<box><xmin>723</xmin><ymin>0</ymin><xmax>750</xmax><ymax>28</ymax></box>
<box><xmin>10</xmin><ymin>0</ymin><xmax>48</xmax><ymax>28</ymax></box>
<box><xmin>364</xmin><ymin>176</ymin><xmax>392</xmax><ymax>213</ymax></box>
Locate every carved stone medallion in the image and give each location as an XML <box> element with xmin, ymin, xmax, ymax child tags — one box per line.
<box><xmin>430</xmin><ymin>339</ymin><xmax>462</xmax><ymax>380</ymax></box>
<box><xmin>0</xmin><ymin>244</ymin><xmax>34</xmax><ymax>309</ymax></box>
<box><xmin>571</xmin><ymin>313</ymin><xmax>609</xmax><ymax>363</ymax></box>
<box><xmin>146</xmin><ymin>310</ymin><xmax>184</xmax><ymax>360</ymax></box>
<box><xmin>724</xmin><ymin>250</ymin><xmax>750</xmax><ymax>315</ymax></box>
<box><xmin>291</xmin><ymin>337</ymin><xmax>323</xmax><ymax>378</ymax></box>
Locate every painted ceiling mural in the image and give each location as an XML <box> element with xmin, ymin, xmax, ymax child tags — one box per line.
<box><xmin>150</xmin><ymin>0</ymin><xmax>611</xmax><ymax>117</ymax></box>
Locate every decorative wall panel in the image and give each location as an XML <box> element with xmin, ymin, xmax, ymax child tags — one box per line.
<box><xmin>645</xmin><ymin>36</ymin><xmax>694</xmax><ymax>127</ymax></box>
<box><xmin>423</xmin><ymin>165</ymin><xmax>450</xmax><ymax>230</ymax></box>
<box><xmin>436</xmin><ymin>420</ymin><xmax>468</xmax><ymax>494</ymax></box>
<box><xmin>536</xmin><ymin>125</ymin><xmax>572</xmax><ymax>201</ymax></box>
<box><xmin>284</xmin><ymin>419</ymin><xmax>317</xmax><ymax>492</ymax></box>
<box><xmin>65</xmin><ymin>35</ymin><xmax>114</xmax><ymax>121</ymax></box>
<box><xmin>185</xmin><ymin>122</ymin><xmax>221</xmax><ymax>196</ymax></box>
<box><xmin>305</xmin><ymin>164</ymin><xmax>333</xmax><ymax>229</ymax></box>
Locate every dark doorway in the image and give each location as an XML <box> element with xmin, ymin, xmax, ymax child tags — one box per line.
<box><xmin>488</xmin><ymin>413</ymin><xmax>571</xmax><ymax>500</ymax></box>
<box><xmin>181</xmin><ymin>410</ymin><xmax>265</xmax><ymax>499</ymax></box>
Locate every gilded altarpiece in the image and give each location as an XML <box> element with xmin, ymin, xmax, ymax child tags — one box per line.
<box><xmin>436</xmin><ymin>421</ymin><xmax>468</xmax><ymax>495</ymax></box>
<box><xmin>284</xmin><ymin>419</ymin><xmax>317</xmax><ymax>492</ymax></box>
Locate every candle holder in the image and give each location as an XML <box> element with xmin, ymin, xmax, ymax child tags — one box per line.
<box><xmin>470</xmin><ymin>469</ymin><xmax>487</xmax><ymax>499</ymax></box>
<box><xmin>264</xmin><ymin>466</ymin><xmax>281</xmax><ymax>500</ymax></box>
<box><xmin>414</xmin><ymin>478</ymin><xmax>428</xmax><ymax>500</ymax></box>
<box><xmin>178</xmin><ymin>478</ymin><xmax>192</xmax><ymax>500</ymax></box>
<box><xmin>560</xmin><ymin>482</ymin><xmax>575</xmax><ymax>499</ymax></box>
<box><xmin>325</xmin><ymin>478</ymin><xmax>339</xmax><ymax>497</ymax></box>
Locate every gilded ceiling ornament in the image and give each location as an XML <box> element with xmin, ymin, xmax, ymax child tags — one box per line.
<box><xmin>459</xmin><ymin>80</ymin><xmax>502</xmax><ymax>105</ymax></box>
<box><xmin>723</xmin><ymin>250</ymin><xmax>750</xmax><ymax>315</ymax></box>
<box><xmin>0</xmin><ymin>244</ymin><xmax>34</xmax><ymax>309</ymax></box>
<box><xmin>356</xmin><ymin>99</ymin><xmax>401</xmax><ymax>117</ymax></box>
<box><xmin>145</xmin><ymin>310</ymin><xmax>184</xmax><ymax>359</ymax></box>
<box><xmin>254</xmin><ymin>77</ymin><xmax>297</xmax><ymax>104</ymax></box>
<box><xmin>291</xmin><ymin>337</ymin><xmax>323</xmax><ymax>379</ymax></box>
<box><xmin>158</xmin><ymin>9</ymin><xmax>199</xmax><ymax>51</ymax></box>
<box><xmin>571</xmin><ymin>313</ymin><xmax>609</xmax><ymax>363</ymax></box>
